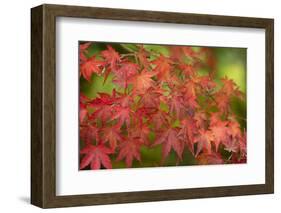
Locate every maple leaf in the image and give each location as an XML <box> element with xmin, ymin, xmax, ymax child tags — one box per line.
<box><xmin>169</xmin><ymin>46</ymin><xmax>184</xmax><ymax>63</ymax></box>
<box><xmin>140</xmin><ymin>87</ymin><xmax>163</xmax><ymax>108</ymax></box>
<box><xmin>197</xmin><ymin>153</ymin><xmax>224</xmax><ymax>165</ymax></box>
<box><xmin>167</xmin><ymin>94</ymin><xmax>186</xmax><ymax>119</ymax></box>
<box><xmin>228</xmin><ymin>120</ymin><xmax>242</xmax><ymax>138</ymax></box>
<box><xmin>220</xmin><ymin>117</ymin><xmax>243</xmax><ymax>154</ymax></box>
<box><xmin>79</xmin><ymin>93</ymin><xmax>89</xmax><ymax>123</ymax></box>
<box><xmin>194</xmin><ymin>129</ymin><xmax>214</xmax><ymax>156</ymax></box>
<box><xmin>80</xmin><ymin>124</ymin><xmax>100</xmax><ymax>145</ymax></box>
<box><xmin>116</xmin><ymin>137</ymin><xmax>142</xmax><ymax>167</ymax></box>
<box><xmin>184</xmin><ymin>78</ymin><xmax>198</xmax><ymax>97</ymax></box>
<box><xmin>200</xmin><ymin>48</ymin><xmax>217</xmax><ymax>72</ymax></box>
<box><xmin>179</xmin><ymin>64</ymin><xmax>196</xmax><ymax>77</ymax></box>
<box><xmin>102</xmin><ymin>124</ymin><xmax>123</xmax><ymax>151</ymax></box>
<box><xmin>80</xmin><ymin>144</ymin><xmax>113</xmax><ymax>170</ymax></box>
<box><xmin>209</xmin><ymin>120</ymin><xmax>229</xmax><ymax>151</ymax></box>
<box><xmin>130</xmin><ymin>69</ymin><xmax>156</xmax><ymax>94</ymax></box>
<box><xmin>178</xmin><ymin>118</ymin><xmax>197</xmax><ymax>155</ymax></box>
<box><xmin>223</xmin><ymin>138</ymin><xmax>239</xmax><ymax>153</ymax></box>
<box><xmin>114</xmin><ymin>93</ymin><xmax>132</xmax><ymax>108</ymax></box>
<box><xmin>89</xmin><ymin>93</ymin><xmax>115</xmax><ymax>123</ymax></box>
<box><xmin>182</xmin><ymin>46</ymin><xmax>198</xmax><ymax>58</ymax></box>
<box><xmin>215</xmin><ymin>92</ymin><xmax>230</xmax><ymax>113</ymax></box>
<box><xmin>221</xmin><ymin>77</ymin><xmax>236</xmax><ymax>95</ymax></box>
<box><xmin>154</xmin><ymin>128</ymin><xmax>184</xmax><ymax>161</ymax></box>
<box><xmin>113</xmin><ymin>62</ymin><xmax>138</xmax><ymax>88</ymax></box>
<box><xmin>134</xmin><ymin>107</ymin><xmax>155</xmax><ymax>127</ymax></box>
<box><xmin>199</xmin><ymin>76</ymin><xmax>216</xmax><ymax>90</ymax></box>
<box><xmin>101</xmin><ymin>45</ymin><xmax>121</xmax><ymax>71</ymax></box>
<box><xmin>79</xmin><ymin>42</ymin><xmax>91</xmax><ymax>62</ymax></box>
<box><xmin>194</xmin><ymin>112</ymin><xmax>207</xmax><ymax>128</ymax></box>
<box><xmin>239</xmin><ymin>130</ymin><xmax>247</xmax><ymax>156</ymax></box>
<box><xmin>79</xmin><ymin>103</ymin><xmax>88</xmax><ymax>123</ymax></box>
<box><xmin>137</xmin><ymin>46</ymin><xmax>150</xmax><ymax>69</ymax></box>
<box><xmin>80</xmin><ymin>55</ymin><xmax>105</xmax><ymax>81</ymax></box>
<box><xmin>152</xmin><ymin>55</ymin><xmax>173</xmax><ymax>81</ymax></box>
<box><xmin>80</xmin><ymin>92</ymin><xmax>90</xmax><ymax>104</ymax></box>
<box><xmin>131</xmin><ymin>123</ymin><xmax>151</xmax><ymax>145</ymax></box>
<box><xmin>90</xmin><ymin>105</ymin><xmax>113</xmax><ymax>123</ymax></box>
<box><xmin>209</xmin><ymin>112</ymin><xmax>222</xmax><ymax>126</ymax></box>
<box><xmin>90</xmin><ymin>92</ymin><xmax>115</xmax><ymax>106</ymax></box>
<box><xmin>111</xmin><ymin>106</ymin><xmax>132</xmax><ymax>126</ymax></box>
<box><xmin>181</xmin><ymin>87</ymin><xmax>198</xmax><ymax>110</ymax></box>
<box><xmin>137</xmin><ymin>125</ymin><xmax>151</xmax><ymax>145</ymax></box>
<box><xmin>150</xmin><ymin>110</ymin><xmax>169</xmax><ymax>130</ymax></box>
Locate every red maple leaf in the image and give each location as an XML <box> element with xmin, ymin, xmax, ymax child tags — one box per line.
<box><xmin>197</xmin><ymin>152</ymin><xmax>224</xmax><ymax>165</ymax></box>
<box><xmin>199</xmin><ymin>76</ymin><xmax>216</xmax><ymax>90</ymax></box>
<box><xmin>152</xmin><ymin>55</ymin><xmax>173</xmax><ymax>81</ymax></box>
<box><xmin>79</xmin><ymin>42</ymin><xmax>91</xmax><ymax>62</ymax></box>
<box><xmin>101</xmin><ymin>45</ymin><xmax>121</xmax><ymax>71</ymax></box>
<box><xmin>154</xmin><ymin>128</ymin><xmax>184</xmax><ymax>161</ymax></box>
<box><xmin>223</xmin><ymin>138</ymin><xmax>239</xmax><ymax>153</ymax></box>
<box><xmin>169</xmin><ymin>46</ymin><xmax>184</xmax><ymax>63</ymax></box>
<box><xmin>221</xmin><ymin>77</ymin><xmax>237</xmax><ymax>95</ymax></box>
<box><xmin>137</xmin><ymin>45</ymin><xmax>150</xmax><ymax>69</ymax></box>
<box><xmin>209</xmin><ymin>120</ymin><xmax>229</xmax><ymax>151</ymax></box>
<box><xmin>179</xmin><ymin>64</ymin><xmax>196</xmax><ymax>77</ymax></box>
<box><xmin>90</xmin><ymin>105</ymin><xmax>113</xmax><ymax>123</ymax></box>
<box><xmin>182</xmin><ymin>46</ymin><xmax>198</xmax><ymax>58</ymax></box>
<box><xmin>90</xmin><ymin>92</ymin><xmax>115</xmax><ymax>106</ymax></box>
<box><xmin>150</xmin><ymin>110</ymin><xmax>169</xmax><ymax>130</ymax></box>
<box><xmin>80</xmin><ymin>56</ymin><xmax>105</xmax><ymax>81</ymax></box>
<box><xmin>181</xmin><ymin>86</ymin><xmax>198</xmax><ymax>110</ymax></box>
<box><xmin>178</xmin><ymin>118</ymin><xmax>197</xmax><ymax>155</ymax></box>
<box><xmin>102</xmin><ymin>124</ymin><xmax>123</xmax><ymax>150</ymax></box>
<box><xmin>130</xmin><ymin>123</ymin><xmax>151</xmax><ymax>145</ymax></box>
<box><xmin>140</xmin><ymin>87</ymin><xmax>163</xmax><ymax>108</ymax></box>
<box><xmin>228</xmin><ymin>120</ymin><xmax>242</xmax><ymax>138</ymax></box>
<box><xmin>209</xmin><ymin>112</ymin><xmax>222</xmax><ymax>126</ymax></box>
<box><xmin>200</xmin><ymin>47</ymin><xmax>217</xmax><ymax>72</ymax></box>
<box><xmin>80</xmin><ymin>144</ymin><xmax>113</xmax><ymax>170</ymax></box>
<box><xmin>239</xmin><ymin>130</ymin><xmax>247</xmax><ymax>157</ymax></box>
<box><xmin>130</xmin><ymin>69</ymin><xmax>156</xmax><ymax>94</ymax></box>
<box><xmin>194</xmin><ymin>129</ymin><xmax>214</xmax><ymax>156</ymax></box>
<box><xmin>215</xmin><ymin>92</ymin><xmax>230</xmax><ymax>113</ymax></box>
<box><xmin>111</xmin><ymin>106</ymin><xmax>132</xmax><ymax>126</ymax></box>
<box><xmin>114</xmin><ymin>93</ymin><xmax>133</xmax><ymax>108</ymax></box>
<box><xmin>194</xmin><ymin>112</ymin><xmax>207</xmax><ymax>128</ymax></box>
<box><xmin>167</xmin><ymin>94</ymin><xmax>186</xmax><ymax>119</ymax></box>
<box><xmin>80</xmin><ymin>124</ymin><xmax>100</xmax><ymax>145</ymax></box>
<box><xmin>134</xmin><ymin>107</ymin><xmax>155</xmax><ymax>127</ymax></box>
<box><xmin>79</xmin><ymin>93</ymin><xmax>89</xmax><ymax>123</ymax></box>
<box><xmin>116</xmin><ymin>137</ymin><xmax>142</xmax><ymax>167</ymax></box>
<box><xmin>113</xmin><ymin>62</ymin><xmax>138</xmax><ymax>88</ymax></box>
<box><xmin>89</xmin><ymin>93</ymin><xmax>115</xmax><ymax>123</ymax></box>
<box><xmin>79</xmin><ymin>103</ymin><xmax>88</xmax><ymax>124</ymax></box>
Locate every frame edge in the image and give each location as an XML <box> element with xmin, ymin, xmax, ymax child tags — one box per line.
<box><xmin>265</xmin><ymin>19</ymin><xmax>274</xmax><ymax>194</ymax></box>
<box><xmin>31</xmin><ymin>5</ymin><xmax>44</xmax><ymax>208</ymax></box>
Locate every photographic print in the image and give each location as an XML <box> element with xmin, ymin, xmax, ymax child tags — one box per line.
<box><xmin>79</xmin><ymin>42</ymin><xmax>247</xmax><ymax>170</ymax></box>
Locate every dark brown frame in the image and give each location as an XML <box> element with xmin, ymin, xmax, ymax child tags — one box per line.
<box><xmin>31</xmin><ymin>4</ymin><xmax>274</xmax><ymax>208</ymax></box>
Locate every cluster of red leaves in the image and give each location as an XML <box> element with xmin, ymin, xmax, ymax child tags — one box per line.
<box><xmin>79</xmin><ymin>42</ymin><xmax>246</xmax><ymax>170</ymax></box>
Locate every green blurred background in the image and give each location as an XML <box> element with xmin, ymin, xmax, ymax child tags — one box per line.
<box><xmin>80</xmin><ymin>42</ymin><xmax>247</xmax><ymax>168</ymax></box>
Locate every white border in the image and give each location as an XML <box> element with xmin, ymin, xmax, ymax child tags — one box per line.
<box><xmin>56</xmin><ymin>17</ymin><xmax>265</xmax><ymax>195</ymax></box>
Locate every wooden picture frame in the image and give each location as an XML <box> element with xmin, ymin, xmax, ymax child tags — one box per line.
<box><xmin>31</xmin><ymin>4</ymin><xmax>274</xmax><ymax>208</ymax></box>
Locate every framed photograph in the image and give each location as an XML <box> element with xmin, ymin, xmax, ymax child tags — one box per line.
<box><xmin>31</xmin><ymin>4</ymin><xmax>274</xmax><ymax>208</ymax></box>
